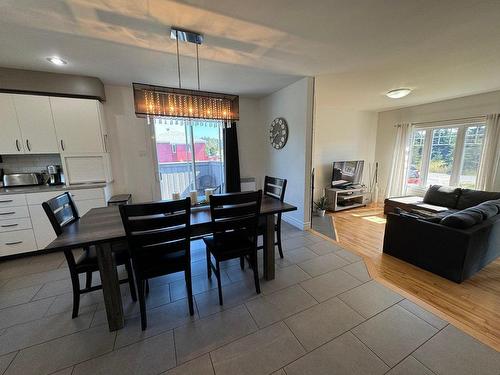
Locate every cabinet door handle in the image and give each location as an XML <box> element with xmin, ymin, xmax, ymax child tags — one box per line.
<box><xmin>0</xmin><ymin>211</ymin><xmax>15</xmax><ymax>215</ymax></box>
<box><xmin>0</xmin><ymin>200</ymin><xmax>14</xmax><ymax>203</ymax></box>
<box><xmin>15</xmin><ymin>139</ymin><xmax>21</xmax><ymax>152</ymax></box>
<box><xmin>60</xmin><ymin>139</ymin><xmax>65</xmax><ymax>151</ymax></box>
<box><xmin>104</xmin><ymin>134</ymin><xmax>108</xmax><ymax>152</ymax></box>
<box><xmin>26</xmin><ymin>139</ymin><xmax>31</xmax><ymax>152</ymax></box>
<box><xmin>5</xmin><ymin>241</ymin><xmax>22</xmax><ymax>245</ymax></box>
<box><xmin>1</xmin><ymin>223</ymin><xmax>18</xmax><ymax>228</ymax></box>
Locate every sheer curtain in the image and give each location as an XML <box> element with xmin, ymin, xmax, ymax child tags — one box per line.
<box><xmin>386</xmin><ymin>123</ymin><xmax>413</xmax><ymax>198</ymax></box>
<box><xmin>476</xmin><ymin>114</ymin><xmax>500</xmax><ymax>191</ymax></box>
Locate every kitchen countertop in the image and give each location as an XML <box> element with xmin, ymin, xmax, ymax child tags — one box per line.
<box><xmin>0</xmin><ymin>183</ymin><xmax>107</xmax><ymax>195</ymax></box>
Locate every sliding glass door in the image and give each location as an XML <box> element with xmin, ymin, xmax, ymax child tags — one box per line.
<box><xmin>153</xmin><ymin>119</ymin><xmax>225</xmax><ymax>201</ymax></box>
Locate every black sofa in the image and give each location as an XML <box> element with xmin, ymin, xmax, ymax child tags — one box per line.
<box><xmin>383</xmin><ymin>186</ymin><xmax>500</xmax><ymax>283</ymax></box>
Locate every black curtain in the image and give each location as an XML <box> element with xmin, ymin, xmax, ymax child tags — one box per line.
<box><xmin>223</xmin><ymin>121</ymin><xmax>241</xmax><ymax>192</ymax></box>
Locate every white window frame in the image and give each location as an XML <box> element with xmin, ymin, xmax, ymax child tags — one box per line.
<box><xmin>406</xmin><ymin>119</ymin><xmax>486</xmax><ymax>194</ymax></box>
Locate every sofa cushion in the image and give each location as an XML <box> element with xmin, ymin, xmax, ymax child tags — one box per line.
<box><xmin>456</xmin><ymin>189</ymin><xmax>500</xmax><ymax>210</ymax></box>
<box><xmin>474</xmin><ymin>200</ymin><xmax>500</xmax><ymax>219</ymax></box>
<box><xmin>441</xmin><ymin>207</ymin><xmax>484</xmax><ymax>229</ymax></box>
<box><xmin>423</xmin><ymin>185</ymin><xmax>461</xmax><ymax>208</ymax></box>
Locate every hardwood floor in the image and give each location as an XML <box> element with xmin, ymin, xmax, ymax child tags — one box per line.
<box><xmin>311</xmin><ymin>205</ymin><xmax>500</xmax><ymax>352</ymax></box>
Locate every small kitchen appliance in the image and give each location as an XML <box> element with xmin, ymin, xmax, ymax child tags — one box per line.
<box><xmin>47</xmin><ymin>165</ymin><xmax>65</xmax><ymax>186</ymax></box>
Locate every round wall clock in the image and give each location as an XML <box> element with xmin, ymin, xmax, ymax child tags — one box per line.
<box><xmin>269</xmin><ymin>117</ymin><xmax>289</xmax><ymax>149</ymax></box>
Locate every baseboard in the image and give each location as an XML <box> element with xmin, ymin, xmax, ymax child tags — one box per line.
<box><xmin>283</xmin><ymin>214</ymin><xmax>310</xmax><ymax>230</ymax></box>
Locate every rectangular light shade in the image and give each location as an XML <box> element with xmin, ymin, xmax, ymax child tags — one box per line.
<box><xmin>133</xmin><ymin>83</ymin><xmax>239</xmax><ymax>121</ymax></box>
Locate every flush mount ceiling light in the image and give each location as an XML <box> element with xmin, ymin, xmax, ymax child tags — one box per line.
<box><xmin>133</xmin><ymin>27</ymin><xmax>239</xmax><ymax>121</ymax></box>
<box><xmin>46</xmin><ymin>56</ymin><xmax>67</xmax><ymax>66</ymax></box>
<box><xmin>386</xmin><ymin>88</ymin><xmax>412</xmax><ymax>99</ymax></box>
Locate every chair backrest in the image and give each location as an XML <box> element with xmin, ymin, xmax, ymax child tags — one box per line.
<box><xmin>264</xmin><ymin>176</ymin><xmax>287</xmax><ymax>202</ymax></box>
<box><xmin>119</xmin><ymin>198</ymin><xmax>191</xmax><ymax>261</ymax></box>
<box><xmin>42</xmin><ymin>192</ymin><xmax>80</xmax><ymax>236</ymax></box>
<box><xmin>209</xmin><ymin>191</ymin><xmax>262</xmax><ymax>242</ymax></box>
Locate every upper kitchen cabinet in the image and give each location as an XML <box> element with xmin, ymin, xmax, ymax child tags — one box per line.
<box><xmin>0</xmin><ymin>93</ymin><xmax>24</xmax><ymax>154</ymax></box>
<box><xmin>12</xmin><ymin>95</ymin><xmax>59</xmax><ymax>153</ymax></box>
<box><xmin>50</xmin><ymin>97</ymin><xmax>107</xmax><ymax>154</ymax></box>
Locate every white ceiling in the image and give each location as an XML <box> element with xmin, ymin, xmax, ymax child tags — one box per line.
<box><xmin>1</xmin><ymin>0</ymin><xmax>500</xmax><ymax>110</ymax></box>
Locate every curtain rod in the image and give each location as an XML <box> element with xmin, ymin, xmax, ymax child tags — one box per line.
<box><xmin>394</xmin><ymin>115</ymin><xmax>486</xmax><ymax>127</ymax></box>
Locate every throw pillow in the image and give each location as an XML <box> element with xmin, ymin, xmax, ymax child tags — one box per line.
<box><xmin>423</xmin><ymin>185</ymin><xmax>461</xmax><ymax>208</ymax></box>
<box><xmin>441</xmin><ymin>207</ymin><xmax>484</xmax><ymax>229</ymax></box>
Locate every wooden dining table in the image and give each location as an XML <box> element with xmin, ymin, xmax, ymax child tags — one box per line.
<box><xmin>45</xmin><ymin>196</ymin><xmax>297</xmax><ymax>331</ymax></box>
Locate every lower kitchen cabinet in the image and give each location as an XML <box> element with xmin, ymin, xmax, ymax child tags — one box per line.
<box><xmin>0</xmin><ymin>229</ymin><xmax>37</xmax><ymax>257</ymax></box>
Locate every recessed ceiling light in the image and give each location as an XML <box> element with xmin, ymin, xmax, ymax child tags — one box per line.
<box><xmin>386</xmin><ymin>88</ymin><xmax>412</xmax><ymax>99</ymax></box>
<box><xmin>46</xmin><ymin>56</ymin><xmax>67</xmax><ymax>66</ymax></box>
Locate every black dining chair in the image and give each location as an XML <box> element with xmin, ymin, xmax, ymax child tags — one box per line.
<box><xmin>42</xmin><ymin>192</ymin><xmax>137</xmax><ymax>319</ymax></box>
<box><xmin>204</xmin><ymin>190</ymin><xmax>262</xmax><ymax>305</ymax></box>
<box><xmin>257</xmin><ymin>176</ymin><xmax>287</xmax><ymax>258</ymax></box>
<box><xmin>119</xmin><ymin>198</ymin><xmax>194</xmax><ymax>330</ymax></box>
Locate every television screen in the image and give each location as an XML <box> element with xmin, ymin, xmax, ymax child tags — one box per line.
<box><xmin>332</xmin><ymin>160</ymin><xmax>364</xmax><ymax>187</ymax></box>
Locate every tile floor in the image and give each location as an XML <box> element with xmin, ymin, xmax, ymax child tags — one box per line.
<box><xmin>0</xmin><ymin>223</ymin><xmax>499</xmax><ymax>375</ymax></box>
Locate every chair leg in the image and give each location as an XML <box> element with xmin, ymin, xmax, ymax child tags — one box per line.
<box><xmin>70</xmin><ymin>273</ymin><xmax>81</xmax><ymax>319</ymax></box>
<box><xmin>215</xmin><ymin>260</ymin><xmax>223</xmax><ymax>305</ymax></box>
<box><xmin>206</xmin><ymin>248</ymin><xmax>212</xmax><ymax>278</ymax></box>
<box><xmin>137</xmin><ymin>279</ymin><xmax>147</xmax><ymax>330</ymax></box>
<box><xmin>125</xmin><ymin>260</ymin><xmax>137</xmax><ymax>302</ymax></box>
<box><xmin>240</xmin><ymin>256</ymin><xmax>245</xmax><ymax>270</ymax></box>
<box><xmin>251</xmin><ymin>252</ymin><xmax>261</xmax><ymax>294</ymax></box>
<box><xmin>185</xmin><ymin>268</ymin><xmax>194</xmax><ymax>316</ymax></box>
<box><xmin>276</xmin><ymin>227</ymin><xmax>284</xmax><ymax>259</ymax></box>
<box><xmin>85</xmin><ymin>271</ymin><xmax>92</xmax><ymax>289</ymax></box>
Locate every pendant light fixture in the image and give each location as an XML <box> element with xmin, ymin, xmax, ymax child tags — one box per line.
<box><xmin>133</xmin><ymin>27</ymin><xmax>239</xmax><ymax>121</ymax></box>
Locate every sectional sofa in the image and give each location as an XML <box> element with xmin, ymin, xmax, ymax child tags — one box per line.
<box><xmin>383</xmin><ymin>185</ymin><xmax>500</xmax><ymax>282</ymax></box>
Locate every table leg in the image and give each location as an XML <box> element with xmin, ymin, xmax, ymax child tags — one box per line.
<box><xmin>95</xmin><ymin>242</ymin><xmax>124</xmax><ymax>331</ymax></box>
<box><xmin>263</xmin><ymin>215</ymin><xmax>276</xmax><ymax>280</ymax></box>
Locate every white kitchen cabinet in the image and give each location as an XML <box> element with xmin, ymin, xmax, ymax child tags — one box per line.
<box><xmin>0</xmin><ymin>218</ymin><xmax>32</xmax><ymax>233</ymax></box>
<box><xmin>0</xmin><ymin>93</ymin><xmax>24</xmax><ymax>154</ymax></box>
<box><xmin>0</xmin><ymin>229</ymin><xmax>37</xmax><ymax>257</ymax></box>
<box><xmin>12</xmin><ymin>94</ymin><xmax>59</xmax><ymax>153</ymax></box>
<box><xmin>50</xmin><ymin>97</ymin><xmax>106</xmax><ymax>154</ymax></box>
<box><xmin>62</xmin><ymin>154</ymin><xmax>113</xmax><ymax>184</ymax></box>
<box><xmin>28</xmin><ymin>204</ymin><xmax>55</xmax><ymax>250</ymax></box>
<box><xmin>0</xmin><ymin>194</ymin><xmax>27</xmax><ymax>208</ymax></box>
<box><xmin>0</xmin><ymin>205</ymin><xmax>30</xmax><ymax>220</ymax></box>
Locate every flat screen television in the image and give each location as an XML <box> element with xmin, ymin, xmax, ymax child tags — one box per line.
<box><xmin>331</xmin><ymin>160</ymin><xmax>364</xmax><ymax>187</ymax></box>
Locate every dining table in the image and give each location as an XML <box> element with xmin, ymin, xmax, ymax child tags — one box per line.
<box><xmin>45</xmin><ymin>196</ymin><xmax>297</xmax><ymax>331</ymax></box>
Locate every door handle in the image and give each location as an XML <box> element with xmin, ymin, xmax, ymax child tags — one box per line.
<box><xmin>5</xmin><ymin>241</ymin><xmax>22</xmax><ymax>245</ymax></box>
<box><xmin>60</xmin><ymin>139</ymin><xmax>65</xmax><ymax>151</ymax></box>
<box><xmin>15</xmin><ymin>139</ymin><xmax>21</xmax><ymax>152</ymax></box>
<box><xmin>1</xmin><ymin>223</ymin><xmax>18</xmax><ymax>228</ymax></box>
<box><xmin>0</xmin><ymin>212</ymin><xmax>15</xmax><ymax>215</ymax></box>
<box><xmin>26</xmin><ymin>139</ymin><xmax>31</xmax><ymax>152</ymax></box>
<box><xmin>104</xmin><ymin>134</ymin><xmax>108</xmax><ymax>152</ymax></box>
<box><xmin>0</xmin><ymin>200</ymin><xmax>14</xmax><ymax>203</ymax></box>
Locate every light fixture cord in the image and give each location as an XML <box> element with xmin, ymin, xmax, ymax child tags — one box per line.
<box><xmin>176</xmin><ymin>31</ymin><xmax>182</xmax><ymax>88</ymax></box>
<box><xmin>196</xmin><ymin>43</ymin><xmax>201</xmax><ymax>91</ymax></box>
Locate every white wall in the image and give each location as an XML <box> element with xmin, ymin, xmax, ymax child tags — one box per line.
<box><xmin>236</xmin><ymin>97</ymin><xmax>267</xmax><ymax>188</ymax></box>
<box><xmin>312</xmin><ymin>75</ymin><xmax>378</xmax><ymax>201</ymax></box>
<box><xmin>376</xmin><ymin>90</ymin><xmax>500</xmax><ymax>197</ymax></box>
<box><xmin>103</xmin><ymin>85</ymin><xmax>156</xmax><ymax>203</ymax></box>
<box><xmin>102</xmin><ymin>85</ymin><xmax>265</xmax><ymax>203</ymax></box>
<box><xmin>259</xmin><ymin>77</ymin><xmax>314</xmax><ymax>229</ymax></box>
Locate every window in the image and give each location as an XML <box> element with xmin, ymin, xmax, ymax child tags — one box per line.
<box><xmin>406</xmin><ymin>121</ymin><xmax>486</xmax><ymax>190</ymax></box>
<box><xmin>153</xmin><ymin>119</ymin><xmax>225</xmax><ymax>201</ymax></box>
